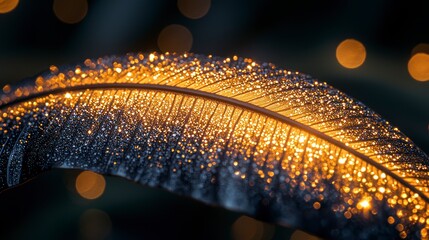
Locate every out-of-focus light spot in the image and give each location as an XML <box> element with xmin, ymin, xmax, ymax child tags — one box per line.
<box><xmin>358</xmin><ymin>198</ymin><xmax>371</xmax><ymax>209</ymax></box>
<box><xmin>75</xmin><ymin>171</ymin><xmax>106</xmax><ymax>200</ymax></box>
<box><xmin>313</xmin><ymin>201</ymin><xmax>321</xmax><ymax>210</ymax></box>
<box><xmin>53</xmin><ymin>0</ymin><xmax>88</xmax><ymax>24</ymax></box>
<box><xmin>344</xmin><ymin>211</ymin><xmax>352</xmax><ymax>219</ymax></box>
<box><xmin>421</xmin><ymin>228</ymin><xmax>428</xmax><ymax>238</ymax></box>
<box><xmin>50</xmin><ymin>65</ymin><xmax>59</xmax><ymax>74</ymax></box>
<box><xmin>290</xmin><ymin>230</ymin><xmax>321</xmax><ymax>240</ymax></box>
<box><xmin>336</xmin><ymin>39</ymin><xmax>366</xmax><ymax>69</ymax></box>
<box><xmin>115</xmin><ymin>67</ymin><xmax>122</xmax><ymax>73</ymax></box>
<box><xmin>231</xmin><ymin>215</ymin><xmax>275</xmax><ymax>240</ymax></box>
<box><xmin>177</xmin><ymin>0</ymin><xmax>211</xmax><ymax>19</ymax></box>
<box><xmin>157</xmin><ymin>24</ymin><xmax>193</xmax><ymax>53</ymax></box>
<box><xmin>80</xmin><ymin>209</ymin><xmax>111</xmax><ymax>240</ymax></box>
<box><xmin>64</xmin><ymin>92</ymin><xmax>72</xmax><ymax>99</ymax></box>
<box><xmin>387</xmin><ymin>216</ymin><xmax>395</xmax><ymax>224</ymax></box>
<box><xmin>408</xmin><ymin>53</ymin><xmax>429</xmax><ymax>82</ymax></box>
<box><xmin>149</xmin><ymin>53</ymin><xmax>156</xmax><ymax>62</ymax></box>
<box><xmin>2</xmin><ymin>84</ymin><xmax>11</xmax><ymax>93</ymax></box>
<box><xmin>14</xmin><ymin>88</ymin><xmax>22</xmax><ymax>97</ymax></box>
<box><xmin>0</xmin><ymin>0</ymin><xmax>19</xmax><ymax>14</ymax></box>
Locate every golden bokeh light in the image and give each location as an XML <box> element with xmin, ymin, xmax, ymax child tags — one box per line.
<box><xmin>357</xmin><ymin>198</ymin><xmax>371</xmax><ymax>210</ymax></box>
<box><xmin>290</xmin><ymin>230</ymin><xmax>321</xmax><ymax>240</ymax></box>
<box><xmin>231</xmin><ymin>216</ymin><xmax>274</xmax><ymax>240</ymax></box>
<box><xmin>53</xmin><ymin>0</ymin><xmax>88</xmax><ymax>24</ymax></box>
<box><xmin>336</xmin><ymin>39</ymin><xmax>366</xmax><ymax>69</ymax></box>
<box><xmin>157</xmin><ymin>24</ymin><xmax>193</xmax><ymax>53</ymax></box>
<box><xmin>0</xmin><ymin>0</ymin><xmax>19</xmax><ymax>14</ymax></box>
<box><xmin>408</xmin><ymin>53</ymin><xmax>429</xmax><ymax>82</ymax></box>
<box><xmin>75</xmin><ymin>171</ymin><xmax>106</xmax><ymax>200</ymax></box>
<box><xmin>177</xmin><ymin>0</ymin><xmax>211</xmax><ymax>19</ymax></box>
<box><xmin>2</xmin><ymin>84</ymin><xmax>11</xmax><ymax>93</ymax></box>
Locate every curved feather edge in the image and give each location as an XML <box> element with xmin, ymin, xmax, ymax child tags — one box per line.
<box><xmin>0</xmin><ymin>52</ymin><xmax>428</xmax><ymax>239</ymax></box>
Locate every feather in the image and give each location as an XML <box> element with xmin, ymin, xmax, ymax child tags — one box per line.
<box><xmin>0</xmin><ymin>52</ymin><xmax>428</xmax><ymax>239</ymax></box>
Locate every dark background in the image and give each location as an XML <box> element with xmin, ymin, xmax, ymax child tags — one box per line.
<box><xmin>0</xmin><ymin>0</ymin><xmax>428</xmax><ymax>239</ymax></box>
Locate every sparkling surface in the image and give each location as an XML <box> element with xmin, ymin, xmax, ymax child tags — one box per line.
<box><xmin>0</xmin><ymin>52</ymin><xmax>428</xmax><ymax>239</ymax></box>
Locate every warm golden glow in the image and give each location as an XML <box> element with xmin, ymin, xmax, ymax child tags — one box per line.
<box><xmin>336</xmin><ymin>39</ymin><xmax>366</xmax><ymax>69</ymax></box>
<box><xmin>357</xmin><ymin>198</ymin><xmax>371</xmax><ymax>209</ymax></box>
<box><xmin>1</xmin><ymin>53</ymin><xmax>428</xmax><ymax>239</ymax></box>
<box><xmin>408</xmin><ymin>53</ymin><xmax>429</xmax><ymax>82</ymax></box>
<box><xmin>177</xmin><ymin>0</ymin><xmax>211</xmax><ymax>19</ymax></box>
<box><xmin>313</xmin><ymin>202</ymin><xmax>321</xmax><ymax>210</ymax></box>
<box><xmin>53</xmin><ymin>0</ymin><xmax>88</xmax><ymax>24</ymax></box>
<box><xmin>0</xmin><ymin>0</ymin><xmax>19</xmax><ymax>14</ymax></box>
<box><xmin>75</xmin><ymin>171</ymin><xmax>106</xmax><ymax>200</ymax></box>
<box><xmin>388</xmin><ymin>216</ymin><xmax>395</xmax><ymax>224</ymax></box>
<box><xmin>2</xmin><ymin>84</ymin><xmax>11</xmax><ymax>93</ymax></box>
<box><xmin>157</xmin><ymin>24</ymin><xmax>193</xmax><ymax>53</ymax></box>
<box><xmin>231</xmin><ymin>216</ymin><xmax>274</xmax><ymax>240</ymax></box>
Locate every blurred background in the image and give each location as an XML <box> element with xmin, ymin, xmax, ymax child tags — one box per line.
<box><xmin>0</xmin><ymin>0</ymin><xmax>428</xmax><ymax>239</ymax></box>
